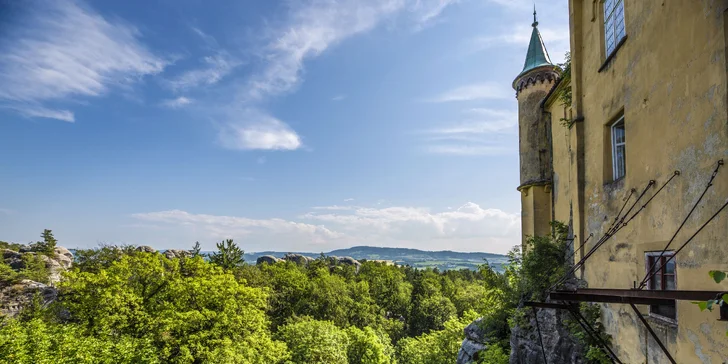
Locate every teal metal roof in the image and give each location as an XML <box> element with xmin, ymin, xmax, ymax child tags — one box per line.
<box><xmin>518</xmin><ymin>12</ymin><xmax>553</xmax><ymax>77</ymax></box>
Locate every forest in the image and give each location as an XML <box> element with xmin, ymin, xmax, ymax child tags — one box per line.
<box><xmin>0</xmin><ymin>226</ymin><xmax>609</xmax><ymax>364</ymax></box>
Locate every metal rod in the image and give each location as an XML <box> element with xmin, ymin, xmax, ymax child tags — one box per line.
<box><xmin>639</xmin><ymin>198</ymin><xmax>728</xmax><ymax>289</ymax></box>
<box><xmin>532</xmin><ymin>307</ymin><xmax>549</xmax><ymax>364</ymax></box>
<box><xmin>567</xmin><ymin>309</ymin><xmax>621</xmax><ymax>364</ymax></box>
<box><xmin>639</xmin><ymin>162</ymin><xmax>721</xmax><ymax>289</ymax></box>
<box><xmin>550</xmin><ymin>288</ymin><xmax>725</xmax><ymax>303</ymax></box>
<box><xmin>629</xmin><ymin>303</ymin><xmax>676</xmax><ymax>364</ymax></box>
<box><xmin>554</xmin><ymin>181</ymin><xmax>656</xmax><ymax>290</ymax></box>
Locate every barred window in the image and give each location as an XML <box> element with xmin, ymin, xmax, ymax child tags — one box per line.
<box><xmin>604</xmin><ymin>0</ymin><xmax>626</xmax><ymax>56</ymax></box>
<box><xmin>646</xmin><ymin>252</ymin><xmax>677</xmax><ymax>320</ymax></box>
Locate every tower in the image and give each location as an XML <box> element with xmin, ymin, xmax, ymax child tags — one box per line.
<box><xmin>513</xmin><ymin>9</ymin><xmax>560</xmax><ymax>244</ymax></box>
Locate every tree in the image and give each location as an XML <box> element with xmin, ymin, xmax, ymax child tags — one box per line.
<box><xmin>58</xmin><ymin>253</ymin><xmax>288</xmax><ymax>363</ymax></box>
<box><xmin>278</xmin><ymin>318</ymin><xmax>349</xmax><ymax>364</ymax></box>
<box><xmin>209</xmin><ymin>239</ymin><xmax>245</xmax><ymax>270</ymax></box>
<box><xmin>345</xmin><ymin>326</ymin><xmax>394</xmax><ymax>364</ymax></box>
<box><xmin>31</xmin><ymin>229</ymin><xmax>57</xmax><ymax>256</ymax></box>
<box><xmin>190</xmin><ymin>241</ymin><xmax>201</xmax><ymax>258</ymax></box>
<box><xmin>397</xmin><ymin>311</ymin><xmax>478</xmax><ymax>364</ymax></box>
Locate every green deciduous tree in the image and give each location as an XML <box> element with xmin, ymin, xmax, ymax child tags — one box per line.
<box><xmin>278</xmin><ymin>317</ymin><xmax>349</xmax><ymax>364</ymax></box>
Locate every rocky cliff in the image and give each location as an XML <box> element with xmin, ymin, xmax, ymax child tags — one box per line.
<box><xmin>508</xmin><ymin>307</ymin><xmax>586</xmax><ymax>364</ymax></box>
<box><xmin>0</xmin><ymin>246</ymin><xmax>73</xmax><ymax>318</ymax></box>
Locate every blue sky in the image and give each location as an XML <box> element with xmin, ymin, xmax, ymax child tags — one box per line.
<box><xmin>0</xmin><ymin>0</ymin><xmax>569</xmax><ymax>254</ymax></box>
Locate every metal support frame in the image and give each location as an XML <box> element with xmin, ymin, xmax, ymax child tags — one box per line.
<box><xmin>629</xmin><ymin>303</ymin><xmax>677</xmax><ymax>364</ymax></box>
<box><xmin>549</xmin><ymin>288</ymin><xmax>725</xmax><ymax>305</ymax></box>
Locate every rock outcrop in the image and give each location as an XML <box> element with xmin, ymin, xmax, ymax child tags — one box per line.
<box><xmin>508</xmin><ymin>306</ymin><xmax>586</xmax><ymax>364</ymax></box>
<box><xmin>283</xmin><ymin>253</ymin><xmax>313</xmax><ymax>265</ymax></box>
<box><xmin>457</xmin><ymin>318</ymin><xmax>491</xmax><ymax>363</ymax></box>
<box><xmin>0</xmin><ymin>279</ymin><xmax>59</xmax><ymax>318</ymax></box>
<box><xmin>136</xmin><ymin>245</ymin><xmax>156</xmax><ymax>253</ymax></box>
<box><xmin>256</xmin><ymin>255</ymin><xmax>281</xmax><ymax>265</ymax></box>
<box><xmin>164</xmin><ymin>249</ymin><xmax>191</xmax><ymax>259</ymax></box>
<box><xmin>1</xmin><ymin>246</ymin><xmax>73</xmax><ymax>318</ymax></box>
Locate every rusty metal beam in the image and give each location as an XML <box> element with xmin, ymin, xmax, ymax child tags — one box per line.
<box><xmin>524</xmin><ymin>301</ymin><xmax>576</xmax><ymax>310</ymax></box>
<box><xmin>629</xmin><ymin>303</ymin><xmax>676</xmax><ymax>364</ymax></box>
<box><xmin>549</xmin><ymin>289</ymin><xmax>724</xmax><ymax>305</ymax></box>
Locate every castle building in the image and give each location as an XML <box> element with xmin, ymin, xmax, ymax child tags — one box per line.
<box><xmin>515</xmin><ymin>2</ymin><xmax>728</xmax><ymax>363</ymax></box>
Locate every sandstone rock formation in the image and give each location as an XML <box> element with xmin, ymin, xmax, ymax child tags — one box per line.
<box><xmin>283</xmin><ymin>253</ymin><xmax>313</xmax><ymax>265</ymax></box>
<box><xmin>256</xmin><ymin>255</ymin><xmax>281</xmax><ymax>265</ymax></box>
<box><xmin>136</xmin><ymin>245</ymin><xmax>156</xmax><ymax>253</ymax></box>
<box><xmin>164</xmin><ymin>249</ymin><xmax>191</xmax><ymax>259</ymax></box>
<box><xmin>508</xmin><ymin>307</ymin><xmax>585</xmax><ymax>364</ymax></box>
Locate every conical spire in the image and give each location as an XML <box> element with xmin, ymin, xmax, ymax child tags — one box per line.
<box><xmin>518</xmin><ymin>7</ymin><xmax>552</xmax><ymax>76</ymax></box>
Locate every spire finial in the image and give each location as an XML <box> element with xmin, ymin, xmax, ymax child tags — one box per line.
<box><xmin>532</xmin><ymin>5</ymin><xmax>538</xmax><ymax>27</ymax></box>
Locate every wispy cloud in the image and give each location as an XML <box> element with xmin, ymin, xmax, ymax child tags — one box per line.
<box><xmin>132</xmin><ymin>209</ymin><xmax>342</xmax><ymax>246</ymax></box>
<box><xmin>160</xmin><ymin>96</ymin><xmax>193</xmax><ymax>109</ymax></box>
<box><xmin>468</xmin><ymin>24</ymin><xmax>569</xmax><ymax>55</ymax></box>
<box><xmin>132</xmin><ymin>202</ymin><xmax>520</xmax><ymax>253</ymax></box>
<box><xmin>419</xmin><ymin>108</ymin><xmax>517</xmax><ymax>156</ymax></box>
<box><xmin>166</xmin><ymin>52</ymin><xmax>241</xmax><ymax>92</ymax></box>
<box><xmin>427</xmin><ymin>82</ymin><xmax>510</xmax><ymax>102</ymax></box>
<box><xmin>0</xmin><ymin>0</ymin><xmax>168</xmax><ymax>122</ymax></box>
<box><xmin>217</xmin><ymin>0</ymin><xmax>459</xmax><ymax>152</ymax></box>
<box><xmin>218</xmin><ymin>109</ymin><xmax>302</xmax><ymax>151</ymax></box>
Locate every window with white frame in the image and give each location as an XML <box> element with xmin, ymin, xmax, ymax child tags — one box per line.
<box><xmin>645</xmin><ymin>252</ymin><xmax>677</xmax><ymax>320</ymax></box>
<box><xmin>611</xmin><ymin>117</ymin><xmax>625</xmax><ymax>180</ymax></box>
<box><xmin>604</xmin><ymin>0</ymin><xmax>626</xmax><ymax>56</ymax></box>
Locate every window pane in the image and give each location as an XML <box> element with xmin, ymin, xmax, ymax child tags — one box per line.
<box><xmin>651</xmin><ymin>273</ymin><xmax>662</xmax><ymax>290</ymax></box>
<box><xmin>665</xmin><ymin>275</ymin><xmax>676</xmax><ymax>290</ymax></box>
<box><xmin>651</xmin><ymin>303</ymin><xmax>676</xmax><ymax>320</ymax></box>
<box><xmin>665</xmin><ymin>258</ymin><xmax>675</xmax><ymax>274</ymax></box>
<box><xmin>616</xmin><ymin>145</ymin><xmax>625</xmax><ymax>179</ymax></box>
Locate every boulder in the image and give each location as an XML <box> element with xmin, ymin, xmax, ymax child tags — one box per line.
<box><xmin>256</xmin><ymin>255</ymin><xmax>280</xmax><ymax>265</ymax></box>
<box><xmin>0</xmin><ymin>279</ymin><xmax>58</xmax><ymax>318</ymax></box>
<box><xmin>53</xmin><ymin>246</ymin><xmax>74</xmax><ymax>269</ymax></box>
<box><xmin>457</xmin><ymin>317</ymin><xmax>497</xmax><ymax>364</ymax></box>
<box><xmin>336</xmin><ymin>256</ymin><xmax>360</xmax><ymax>266</ymax></box>
<box><xmin>136</xmin><ymin>245</ymin><xmax>156</xmax><ymax>253</ymax></box>
<box><xmin>283</xmin><ymin>253</ymin><xmax>311</xmax><ymax>265</ymax></box>
<box><xmin>1</xmin><ymin>249</ymin><xmax>24</xmax><ymax>270</ymax></box>
<box><xmin>164</xmin><ymin>249</ymin><xmax>191</xmax><ymax>259</ymax></box>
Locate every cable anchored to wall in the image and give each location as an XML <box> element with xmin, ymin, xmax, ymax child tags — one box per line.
<box><xmin>637</xmin><ymin>160</ymin><xmax>722</xmax><ymax>289</ymax></box>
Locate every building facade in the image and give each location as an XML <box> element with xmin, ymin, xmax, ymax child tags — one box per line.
<box><xmin>515</xmin><ymin>1</ymin><xmax>728</xmax><ymax>363</ymax></box>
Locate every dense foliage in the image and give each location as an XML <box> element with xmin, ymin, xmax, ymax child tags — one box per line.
<box><xmin>0</xmin><ymin>224</ymin><xmax>591</xmax><ymax>363</ymax></box>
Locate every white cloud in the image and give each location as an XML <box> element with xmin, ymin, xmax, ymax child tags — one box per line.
<box><xmin>160</xmin><ymin>96</ymin><xmax>193</xmax><ymax>109</ymax></box>
<box><xmin>427</xmin><ymin>82</ymin><xmax>510</xmax><ymax>102</ymax></box>
<box><xmin>132</xmin><ymin>202</ymin><xmax>520</xmax><ymax>253</ymax></box>
<box><xmin>166</xmin><ymin>52</ymin><xmax>240</xmax><ymax>92</ymax></box>
<box><xmin>0</xmin><ymin>0</ymin><xmax>168</xmax><ymax>122</ymax></box>
<box><xmin>132</xmin><ymin>210</ymin><xmax>342</xmax><ymax>247</ymax></box>
<box><xmin>212</xmin><ymin>0</ymin><xmax>457</xmax><ymax>152</ymax></box>
<box><xmin>344</xmin><ymin>198</ymin><xmax>355</xmax><ymax>202</ymax></box>
<box><xmin>218</xmin><ymin>110</ymin><xmax>302</xmax><ymax>151</ymax></box>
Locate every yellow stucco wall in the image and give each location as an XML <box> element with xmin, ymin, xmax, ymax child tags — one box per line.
<box><xmin>546</xmin><ymin>1</ymin><xmax>728</xmax><ymax>363</ymax></box>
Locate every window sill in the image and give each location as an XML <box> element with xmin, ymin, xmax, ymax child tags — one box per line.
<box><xmin>603</xmin><ymin>176</ymin><xmax>625</xmax><ymax>190</ymax></box>
<box><xmin>598</xmin><ymin>35</ymin><xmax>628</xmax><ymax>73</ymax></box>
<box><xmin>647</xmin><ymin>313</ymin><xmax>678</xmax><ymax>328</ymax></box>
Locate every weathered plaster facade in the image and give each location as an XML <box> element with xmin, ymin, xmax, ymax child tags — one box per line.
<box><xmin>517</xmin><ymin>1</ymin><xmax>728</xmax><ymax>362</ymax></box>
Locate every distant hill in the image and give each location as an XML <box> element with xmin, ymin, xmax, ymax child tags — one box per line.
<box><xmin>243</xmin><ymin>246</ymin><xmax>507</xmax><ymax>272</ymax></box>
